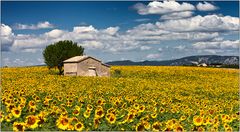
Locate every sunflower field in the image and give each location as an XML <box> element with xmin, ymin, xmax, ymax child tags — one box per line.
<box><xmin>1</xmin><ymin>66</ymin><xmax>239</xmax><ymax>131</ymax></box>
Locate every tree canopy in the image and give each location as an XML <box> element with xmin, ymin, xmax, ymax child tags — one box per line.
<box><xmin>43</xmin><ymin>40</ymin><xmax>84</xmax><ymax>74</ymax></box>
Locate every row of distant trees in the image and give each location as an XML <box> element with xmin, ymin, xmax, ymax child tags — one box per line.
<box><xmin>43</xmin><ymin>40</ymin><xmax>84</xmax><ymax>75</ymax></box>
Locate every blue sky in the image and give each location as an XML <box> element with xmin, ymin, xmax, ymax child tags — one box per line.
<box><xmin>1</xmin><ymin>1</ymin><xmax>239</xmax><ymax>67</ymax></box>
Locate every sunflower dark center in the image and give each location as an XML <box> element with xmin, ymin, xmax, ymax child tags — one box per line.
<box><xmin>97</xmin><ymin>110</ymin><xmax>103</xmax><ymax>115</ymax></box>
<box><xmin>110</xmin><ymin>117</ymin><xmax>115</xmax><ymax>122</ymax></box>
<box><xmin>61</xmin><ymin>118</ymin><xmax>68</xmax><ymax>125</ymax></box>
<box><xmin>16</xmin><ymin>124</ymin><xmax>24</xmax><ymax>131</ymax></box>
<box><xmin>73</xmin><ymin>110</ymin><xmax>79</xmax><ymax>114</ymax></box>
<box><xmin>128</xmin><ymin>114</ymin><xmax>134</xmax><ymax>120</ymax></box>
<box><xmin>76</xmin><ymin>123</ymin><xmax>82</xmax><ymax>128</ymax></box>
<box><xmin>176</xmin><ymin>126</ymin><xmax>183</xmax><ymax>131</ymax></box>
<box><xmin>137</xmin><ymin>124</ymin><xmax>144</xmax><ymax>131</ymax></box>
<box><xmin>153</xmin><ymin>124</ymin><xmax>160</xmax><ymax>130</ymax></box>
<box><xmin>15</xmin><ymin>110</ymin><xmax>20</xmax><ymax>115</ymax></box>
<box><xmin>27</xmin><ymin>117</ymin><xmax>36</xmax><ymax>125</ymax></box>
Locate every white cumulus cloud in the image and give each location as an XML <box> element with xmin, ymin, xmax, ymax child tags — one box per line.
<box><xmin>45</xmin><ymin>29</ymin><xmax>65</xmax><ymax>38</ymax></box>
<box><xmin>146</xmin><ymin>53</ymin><xmax>161</xmax><ymax>59</ymax></box>
<box><xmin>156</xmin><ymin>15</ymin><xmax>239</xmax><ymax>32</ymax></box>
<box><xmin>197</xmin><ymin>2</ymin><xmax>218</xmax><ymax>11</ymax></box>
<box><xmin>193</xmin><ymin>40</ymin><xmax>240</xmax><ymax>50</ymax></box>
<box><xmin>1</xmin><ymin>24</ymin><xmax>14</xmax><ymax>51</ymax></box>
<box><xmin>134</xmin><ymin>1</ymin><xmax>195</xmax><ymax>15</ymax></box>
<box><xmin>102</xmin><ymin>27</ymin><xmax>119</xmax><ymax>35</ymax></box>
<box><xmin>73</xmin><ymin>25</ymin><xmax>98</xmax><ymax>33</ymax></box>
<box><xmin>14</xmin><ymin>21</ymin><xmax>54</xmax><ymax>30</ymax></box>
<box><xmin>160</xmin><ymin>11</ymin><xmax>193</xmax><ymax>20</ymax></box>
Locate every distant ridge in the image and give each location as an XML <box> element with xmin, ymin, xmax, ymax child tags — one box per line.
<box><xmin>106</xmin><ymin>55</ymin><xmax>239</xmax><ymax>66</ymax></box>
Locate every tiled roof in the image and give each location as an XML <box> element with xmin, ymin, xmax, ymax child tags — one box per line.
<box><xmin>63</xmin><ymin>56</ymin><xmax>110</xmax><ymax>67</ymax></box>
<box><xmin>63</xmin><ymin>56</ymin><xmax>89</xmax><ymax>63</ymax></box>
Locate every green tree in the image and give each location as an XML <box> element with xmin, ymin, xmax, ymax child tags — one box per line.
<box><xmin>43</xmin><ymin>40</ymin><xmax>84</xmax><ymax>75</ymax></box>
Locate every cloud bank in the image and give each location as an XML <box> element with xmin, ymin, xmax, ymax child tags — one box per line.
<box><xmin>14</xmin><ymin>21</ymin><xmax>54</xmax><ymax>30</ymax></box>
<box><xmin>2</xmin><ymin>14</ymin><xmax>239</xmax><ymax>54</ymax></box>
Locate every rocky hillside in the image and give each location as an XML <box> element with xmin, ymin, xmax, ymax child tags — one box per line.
<box><xmin>106</xmin><ymin>55</ymin><xmax>239</xmax><ymax>66</ymax></box>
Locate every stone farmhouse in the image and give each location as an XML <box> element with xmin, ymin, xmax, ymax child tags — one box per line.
<box><xmin>63</xmin><ymin>56</ymin><xmax>110</xmax><ymax>77</ymax></box>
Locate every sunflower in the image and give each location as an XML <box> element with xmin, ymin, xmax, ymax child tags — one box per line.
<box><xmin>152</xmin><ymin>121</ymin><xmax>161</xmax><ymax>131</ymax></box>
<box><xmin>66</xmin><ymin>101</ymin><xmax>72</xmax><ymax>107</ymax></box>
<box><xmin>107</xmin><ymin>108</ymin><xmax>116</xmax><ymax>113</ymax></box>
<box><xmin>121</xmin><ymin>103</ymin><xmax>127</xmax><ymax>109</ymax></box>
<box><xmin>138</xmin><ymin>105</ymin><xmax>145</xmax><ymax>113</ymax></box>
<box><xmin>225</xmin><ymin>127</ymin><xmax>232</xmax><ymax>132</ymax></box>
<box><xmin>5</xmin><ymin>99</ymin><xmax>12</xmax><ymax>106</ymax></box>
<box><xmin>207</xmin><ymin>126</ymin><xmax>218</xmax><ymax>132</ymax></box>
<box><xmin>13</xmin><ymin>98</ymin><xmax>19</xmax><ymax>104</ymax></box>
<box><xmin>83</xmin><ymin>110</ymin><xmax>91</xmax><ymax>119</ymax></box>
<box><xmin>136</xmin><ymin>123</ymin><xmax>145</xmax><ymax>131</ymax></box>
<box><xmin>106</xmin><ymin>113</ymin><xmax>116</xmax><ymax>124</ymax></box>
<box><xmin>78</xmin><ymin>97</ymin><xmax>84</xmax><ymax>104</ymax></box>
<box><xmin>37</xmin><ymin>111</ymin><xmax>47</xmax><ymax>126</ymax></box>
<box><xmin>57</xmin><ymin>96</ymin><xmax>63</xmax><ymax>102</ymax></box>
<box><xmin>213</xmin><ymin>115</ymin><xmax>219</xmax><ymax>124</ymax></box>
<box><xmin>166</xmin><ymin>119</ymin><xmax>177</xmax><ymax>130</ymax></box>
<box><xmin>223</xmin><ymin>123</ymin><xmax>230</xmax><ymax>129</ymax></box>
<box><xmin>96</xmin><ymin>98</ymin><xmax>105</xmax><ymax>106</ymax></box>
<box><xmin>29</xmin><ymin>107</ymin><xmax>36</xmax><ymax>113</ymax></box>
<box><xmin>28</xmin><ymin>101</ymin><xmax>36</xmax><ymax>109</ymax></box>
<box><xmin>7</xmin><ymin>104</ymin><xmax>15</xmax><ymax>112</ymax></box>
<box><xmin>142</xmin><ymin>121</ymin><xmax>151</xmax><ymax>130</ymax></box>
<box><xmin>25</xmin><ymin>115</ymin><xmax>39</xmax><ymax>129</ymax></box>
<box><xmin>140</xmin><ymin>115</ymin><xmax>150</xmax><ymax>122</ymax></box>
<box><xmin>197</xmin><ymin>126</ymin><xmax>205</xmax><ymax>132</ymax></box>
<box><xmin>203</xmin><ymin>116</ymin><xmax>211</xmax><ymax>125</ymax></box>
<box><xmin>159</xmin><ymin>107</ymin><xmax>165</xmax><ymax>113</ymax></box>
<box><xmin>199</xmin><ymin>110</ymin><xmax>205</xmax><ymax>116</ymax></box>
<box><xmin>231</xmin><ymin>113</ymin><xmax>237</xmax><ymax>120</ymax></box>
<box><xmin>68</xmin><ymin>125</ymin><xmax>75</xmax><ymax>130</ymax></box>
<box><xmin>72</xmin><ymin>109</ymin><xmax>80</xmax><ymax>116</ymax></box>
<box><xmin>127</xmin><ymin>113</ymin><xmax>135</xmax><ymax>122</ymax></box>
<box><xmin>45</xmin><ymin>95</ymin><xmax>52</xmax><ymax>101</ymax></box>
<box><xmin>0</xmin><ymin>111</ymin><xmax>5</xmax><ymax>123</ymax></box>
<box><xmin>5</xmin><ymin>113</ymin><xmax>13</xmax><ymax>122</ymax></box>
<box><xmin>11</xmin><ymin>107</ymin><xmax>22</xmax><ymax>118</ymax></box>
<box><xmin>52</xmin><ymin>100</ymin><xmax>57</xmax><ymax>105</ymax></box>
<box><xmin>193</xmin><ymin>115</ymin><xmax>203</xmax><ymax>126</ymax></box>
<box><xmin>113</xmin><ymin>99</ymin><xmax>121</xmax><ymax>106</ymax></box>
<box><xmin>13</xmin><ymin>122</ymin><xmax>26</xmax><ymax>132</ymax></box>
<box><xmin>34</xmin><ymin>96</ymin><xmax>41</xmax><ymax>102</ymax></box>
<box><xmin>208</xmin><ymin>109</ymin><xmax>215</xmax><ymax>115</ymax></box>
<box><xmin>56</xmin><ymin>116</ymin><xmax>70</xmax><ymax>130</ymax></box>
<box><xmin>70</xmin><ymin>117</ymin><xmax>79</xmax><ymax>125</ymax></box>
<box><xmin>180</xmin><ymin>115</ymin><xmax>187</xmax><ymax>121</ymax></box>
<box><xmin>94</xmin><ymin>117</ymin><xmax>101</xmax><ymax>129</ymax></box>
<box><xmin>95</xmin><ymin>107</ymin><xmax>105</xmax><ymax>118</ymax></box>
<box><xmin>134</xmin><ymin>103</ymin><xmax>140</xmax><ymax>109</ymax></box>
<box><xmin>151</xmin><ymin>113</ymin><xmax>157</xmax><ymax>119</ymax></box>
<box><xmin>87</xmin><ymin>104</ymin><xmax>93</xmax><ymax>110</ymax></box>
<box><xmin>19</xmin><ymin>103</ymin><xmax>25</xmax><ymax>109</ymax></box>
<box><xmin>224</xmin><ymin>115</ymin><xmax>232</xmax><ymax>123</ymax></box>
<box><xmin>174</xmin><ymin>125</ymin><xmax>184</xmax><ymax>132</ymax></box>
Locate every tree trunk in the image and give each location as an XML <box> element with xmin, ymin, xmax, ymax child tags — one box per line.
<box><xmin>58</xmin><ymin>66</ymin><xmax>63</xmax><ymax>75</ymax></box>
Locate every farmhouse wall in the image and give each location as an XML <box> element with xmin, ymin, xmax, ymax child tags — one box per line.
<box><xmin>64</xmin><ymin>63</ymin><xmax>78</xmax><ymax>76</ymax></box>
<box><xmin>77</xmin><ymin>58</ymin><xmax>102</xmax><ymax>76</ymax></box>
